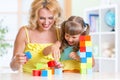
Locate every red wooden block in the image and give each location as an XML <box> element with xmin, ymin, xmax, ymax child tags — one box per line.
<box><xmin>80</xmin><ymin>47</ymin><xmax>86</xmax><ymax>52</ymax></box>
<box><xmin>80</xmin><ymin>36</ymin><xmax>85</xmax><ymax>41</ymax></box>
<box><xmin>32</xmin><ymin>70</ymin><xmax>41</xmax><ymax>76</ymax></box>
<box><xmin>47</xmin><ymin>60</ymin><xmax>56</xmax><ymax>67</ymax></box>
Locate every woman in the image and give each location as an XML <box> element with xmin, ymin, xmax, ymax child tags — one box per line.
<box><xmin>10</xmin><ymin>0</ymin><xmax>62</xmax><ymax>74</ymax></box>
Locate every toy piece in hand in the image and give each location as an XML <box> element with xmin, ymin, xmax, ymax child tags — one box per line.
<box><xmin>25</xmin><ymin>51</ymin><xmax>32</xmax><ymax>59</ymax></box>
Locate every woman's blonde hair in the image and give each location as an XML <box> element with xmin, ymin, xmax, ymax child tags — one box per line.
<box><xmin>60</xmin><ymin>16</ymin><xmax>90</xmax><ymax>52</ymax></box>
<box><xmin>29</xmin><ymin>0</ymin><xmax>62</xmax><ymax>29</ymax></box>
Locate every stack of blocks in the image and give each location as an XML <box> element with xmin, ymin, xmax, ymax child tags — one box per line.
<box><xmin>79</xmin><ymin>35</ymin><xmax>93</xmax><ymax>74</ymax></box>
<box><xmin>32</xmin><ymin>60</ymin><xmax>62</xmax><ymax>76</ymax></box>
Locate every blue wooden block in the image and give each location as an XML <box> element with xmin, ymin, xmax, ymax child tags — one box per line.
<box><xmin>25</xmin><ymin>51</ymin><xmax>32</xmax><ymax>59</ymax></box>
<box><xmin>41</xmin><ymin>70</ymin><xmax>47</xmax><ymax>76</ymax></box>
<box><xmin>81</xmin><ymin>58</ymin><xmax>87</xmax><ymax>63</ymax></box>
<box><xmin>86</xmin><ymin>52</ymin><xmax>92</xmax><ymax>57</ymax></box>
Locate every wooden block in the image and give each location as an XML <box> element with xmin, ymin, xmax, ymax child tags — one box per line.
<box><xmin>54</xmin><ymin>68</ymin><xmax>62</xmax><ymax>75</ymax></box>
<box><xmin>80</xmin><ymin>47</ymin><xmax>86</xmax><ymax>52</ymax></box>
<box><xmin>80</xmin><ymin>63</ymin><xmax>87</xmax><ymax>68</ymax></box>
<box><xmin>47</xmin><ymin>60</ymin><xmax>56</xmax><ymax>67</ymax></box>
<box><xmin>25</xmin><ymin>51</ymin><xmax>32</xmax><ymax>59</ymax></box>
<box><xmin>86</xmin><ymin>52</ymin><xmax>92</xmax><ymax>57</ymax></box>
<box><xmin>87</xmin><ymin>58</ymin><xmax>92</xmax><ymax>63</ymax></box>
<box><xmin>87</xmin><ymin>63</ymin><xmax>92</xmax><ymax>68</ymax></box>
<box><xmin>78</xmin><ymin>52</ymin><xmax>86</xmax><ymax>58</ymax></box>
<box><xmin>32</xmin><ymin>70</ymin><xmax>41</xmax><ymax>76</ymax></box>
<box><xmin>85</xmin><ymin>35</ymin><xmax>91</xmax><ymax>41</ymax></box>
<box><xmin>41</xmin><ymin>70</ymin><xmax>52</xmax><ymax>77</ymax></box>
<box><xmin>80</xmin><ymin>69</ymin><xmax>87</xmax><ymax>74</ymax></box>
<box><xmin>85</xmin><ymin>41</ymin><xmax>92</xmax><ymax>46</ymax></box>
<box><xmin>81</xmin><ymin>58</ymin><xmax>87</xmax><ymax>63</ymax></box>
<box><xmin>80</xmin><ymin>41</ymin><xmax>85</xmax><ymax>47</ymax></box>
<box><xmin>80</xmin><ymin>36</ymin><xmax>85</xmax><ymax>41</ymax></box>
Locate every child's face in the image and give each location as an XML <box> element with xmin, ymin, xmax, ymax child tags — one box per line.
<box><xmin>65</xmin><ymin>33</ymin><xmax>80</xmax><ymax>46</ymax></box>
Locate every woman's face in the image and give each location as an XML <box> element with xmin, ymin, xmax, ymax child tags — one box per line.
<box><xmin>65</xmin><ymin>33</ymin><xmax>80</xmax><ymax>46</ymax></box>
<box><xmin>38</xmin><ymin>8</ymin><xmax>55</xmax><ymax>31</ymax></box>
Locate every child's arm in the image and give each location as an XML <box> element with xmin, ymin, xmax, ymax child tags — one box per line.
<box><xmin>69</xmin><ymin>52</ymin><xmax>80</xmax><ymax>61</ymax></box>
<box><xmin>92</xmin><ymin>56</ymin><xmax>95</xmax><ymax>67</ymax></box>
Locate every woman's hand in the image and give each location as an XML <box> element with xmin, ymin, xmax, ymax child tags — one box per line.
<box><xmin>14</xmin><ymin>53</ymin><xmax>27</xmax><ymax>65</ymax></box>
<box><xmin>69</xmin><ymin>52</ymin><xmax>80</xmax><ymax>61</ymax></box>
<box><xmin>51</xmin><ymin>41</ymin><xmax>61</xmax><ymax>61</ymax></box>
<box><xmin>10</xmin><ymin>53</ymin><xmax>27</xmax><ymax>71</ymax></box>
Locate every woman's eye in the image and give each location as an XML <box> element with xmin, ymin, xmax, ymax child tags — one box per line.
<box><xmin>39</xmin><ymin>17</ymin><xmax>44</xmax><ymax>19</ymax></box>
<box><xmin>49</xmin><ymin>17</ymin><xmax>53</xmax><ymax>20</ymax></box>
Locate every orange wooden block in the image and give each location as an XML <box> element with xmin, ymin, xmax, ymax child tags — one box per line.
<box><xmin>80</xmin><ymin>41</ymin><xmax>85</xmax><ymax>47</ymax></box>
<box><xmin>49</xmin><ymin>67</ymin><xmax>55</xmax><ymax>74</ymax></box>
<box><xmin>85</xmin><ymin>36</ymin><xmax>91</xmax><ymax>41</ymax></box>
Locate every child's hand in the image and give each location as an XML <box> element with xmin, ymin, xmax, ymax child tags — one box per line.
<box><xmin>69</xmin><ymin>52</ymin><xmax>80</xmax><ymax>61</ymax></box>
<box><xmin>55</xmin><ymin>61</ymin><xmax>63</xmax><ymax>68</ymax></box>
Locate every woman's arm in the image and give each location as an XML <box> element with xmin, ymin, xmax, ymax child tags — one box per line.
<box><xmin>10</xmin><ymin>27</ymin><xmax>27</xmax><ymax>71</ymax></box>
<box><xmin>43</xmin><ymin>41</ymin><xmax>61</xmax><ymax>61</ymax></box>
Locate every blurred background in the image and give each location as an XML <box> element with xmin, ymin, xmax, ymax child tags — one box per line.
<box><xmin>0</xmin><ymin>0</ymin><xmax>120</xmax><ymax>73</ymax></box>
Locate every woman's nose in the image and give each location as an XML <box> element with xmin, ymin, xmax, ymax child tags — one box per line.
<box><xmin>44</xmin><ymin>19</ymin><xmax>49</xmax><ymax>24</ymax></box>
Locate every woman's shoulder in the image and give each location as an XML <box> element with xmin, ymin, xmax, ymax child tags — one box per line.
<box><xmin>18</xmin><ymin>26</ymin><xmax>31</xmax><ymax>33</ymax></box>
<box><xmin>17</xmin><ymin>26</ymin><xmax>30</xmax><ymax>37</ymax></box>
<box><xmin>19</xmin><ymin>26</ymin><xmax>30</xmax><ymax>30</ymax></box>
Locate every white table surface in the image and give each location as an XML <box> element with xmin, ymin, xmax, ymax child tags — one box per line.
<box><xmin>0</xmin><ymin>72</ymin><xmax>120</xmax><ymax>80</ymax></box>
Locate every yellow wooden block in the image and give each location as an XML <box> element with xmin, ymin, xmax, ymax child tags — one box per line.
<box><xmin>87</xmin><ymin>58</ymin><xmax>92</xmax><ymax>63</ymax></box>
<box><xmin>87</xmin><ymin>63</ymin><xmax>92</xmax><ymax>68</ymax></box>
<box><xmin>85</xmin><ymin>41</ymin><xmax>92</xmax><ymax>46</ymax></box>
<box><xmin>80</xmin><ymin>69</ymin><xmax>87</xmax><ymax>74</ymax></box>
<box><xmin>46</xmin><ymin>69</ymin><xmax>52</xmax><ymax>76</ymax></box>
<box><xmin>80</xmin><ymin>63</ymin><xmax>87</xmax><ymax>68</ymax></box>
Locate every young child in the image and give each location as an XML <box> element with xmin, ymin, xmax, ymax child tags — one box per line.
<box><xmin>60</xmin><ymin>16</ymin><xmax>95</xmax><ymax>73</ymax></box>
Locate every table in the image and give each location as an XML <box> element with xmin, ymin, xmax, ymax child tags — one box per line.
<box><xmin>0</xmin><ymin>72</ymin><xmax>120</xmax><ymax>80</ymax></box>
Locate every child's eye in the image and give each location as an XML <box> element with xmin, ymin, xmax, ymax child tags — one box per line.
<box><xmin>72</xmin><ymin>37</ymin><xmax>77</xmax><ymax>39</ymax></box>
<box><xmin>65</xmin><ymin>34</ymin><xmax>70</xmax><ymax>37</ymax></box>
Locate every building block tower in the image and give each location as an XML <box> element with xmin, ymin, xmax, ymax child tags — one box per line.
<box><xmin>79</xmin><ymin>35</ymin><xmax>93</xmax><ymax>74</ymax></box>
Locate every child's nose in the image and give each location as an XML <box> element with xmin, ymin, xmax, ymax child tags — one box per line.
<box><xmin>68</xmin><ymin>37</ymin><xmax>73</xmax><ymax>41</ymax></box>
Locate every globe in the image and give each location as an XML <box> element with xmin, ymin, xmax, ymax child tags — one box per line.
<box><xmin>104</xmin><ymin>10</ymin><xmax>115</xmax><ymax>31</ymax></box>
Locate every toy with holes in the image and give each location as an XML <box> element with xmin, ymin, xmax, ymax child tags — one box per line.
<box><xmin>79</xmin><ymin>35</ymin><xmax>93</xmax><ymax>74</ymax></box>
<box><xmin>25</xmin><ymin>51</ymin><xmax>32</xmax><ymax>60</ymax></box>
